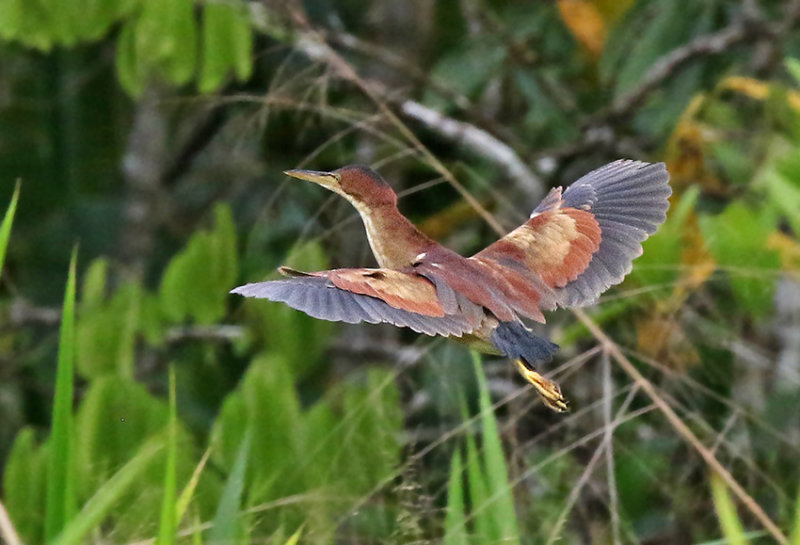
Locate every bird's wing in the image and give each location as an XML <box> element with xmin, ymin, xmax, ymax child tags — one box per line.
<box><xmin>230</xmin><ymin>268</ymin><xmax>477</xmax><ymax>337</ymax></box>
<box><xmin>474</xmin><ymin>160</ymin><xmax>670</xmax><ymax>309</ymax></box>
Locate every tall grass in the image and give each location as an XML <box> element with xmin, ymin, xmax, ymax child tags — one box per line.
<box><xmin>44</xmin><ymin>247</ymin><xmax>78</xmax><ymax>542</ymax></box>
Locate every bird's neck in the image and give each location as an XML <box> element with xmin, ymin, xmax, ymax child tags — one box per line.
<box><xmin>350</xmin><ymin>201</ymin><xmax>435</xmax><ymax>269</ymax></box>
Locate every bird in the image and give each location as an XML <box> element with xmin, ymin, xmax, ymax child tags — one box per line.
<box><xmin>231</xmin><ymin>160</ymin><xmax>671</xmax><ymax>411</ymax></box>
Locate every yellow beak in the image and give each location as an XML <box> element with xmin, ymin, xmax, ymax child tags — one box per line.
<box><xmin>284</xmin><ymin>169</ymin><xmax>339</xmax><ymax>188</ymax></box>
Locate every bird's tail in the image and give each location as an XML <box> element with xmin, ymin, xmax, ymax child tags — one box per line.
<box><xmin>490</xmin><ymin>321</ymin><xmax>568</xmax><ymax>412</ymax></box>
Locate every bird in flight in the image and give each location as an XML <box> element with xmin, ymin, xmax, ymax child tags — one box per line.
<box><xmin>232</xmin><ymin>160</ymin><xmax>671</xmax><ymax>411</ymax></box>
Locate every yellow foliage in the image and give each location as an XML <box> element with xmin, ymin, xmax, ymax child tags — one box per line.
<box><xmin>720</xmin><ymin>76</ymin><xmax>800</xmax><ymax>112</ymax></box>
<box><xmin>557</xmin><ymin>0</ymin><xmax>607</xmax><ymax>58</ymax></box>
<box><xmin>636</xmin><ymin>314</ymin><xmax>699</xmax><ymax>371</ymax></box>
<box><xmin>767</xmin><ymin>231</ymin><xmax>800</xmax><ymax>278</ymax></box>
<box><xmin>664</xmin><ymin>95</ymin><xmax>726</xmax><ymax>194</ymax></box>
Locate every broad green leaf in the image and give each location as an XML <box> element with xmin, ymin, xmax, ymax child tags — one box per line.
<box><xmin>631</xmin><ymin>186</ymin><xmax>699</xmax><ymax>292</ymax></box>
<box><xmin>74</xmin><ymin>376</ymin><xmax>169</xmax><ymax>494</ymax></box>
<box><xmin>73</xmin><ymin>375</ymin><xmax>205</xmax><ymax>540</ymax></box>
<box><xmin>163</xmin><ymin>0</ymin><xmax>197</xmax><ymax>85</ymax></box>
<box><xmin>115</xmin><ymin>21</ymin><xmax>144</xmax><ymax>97</ymax></box>
<box><xmin>160</xmin><ymin>203</ymin><xmax>237</xmax><ymax>324</ymax></box>
<box><xmin>699</xmin><ymin>201</ymin><xmax>780</xmax><ymax>316</ymax></box>
<box><xmin>243</xmin><ymin>241</ymin><xmax>333</xmax><ymax>378</ymax></box>
<box><xmin>45</xmin><ymin>247</ymin><xmax>79</xmax><ymax>542</ymax></box>
<box><xmin>81</xmin><ymin>258</ymin><xmax>108</xmax><ymax>308</ymax></box>
<box><xmin>208</xmin><ymin>430</ymin><xmax>251</xmax><ymax>545</ymax></box>
<box><xmin>423</xmin><ymin>40</ymin><xmax>505</xmax><ymax>109</ymax></box>
<box><xmin>211</xmin><ymin>354</ymin><xmax>302</xmax><ymax>505</ymax></box>
<box><xmin>0</xmin><ymin>0</ymin><xmax>24</xmax><ymax>41</ymax></box>
<box><xmin>0</xmin><ymin>180</ymin><xmax>20</xmax><ymax>280</ymax></box>
<box><xmin>77</xmin><ymin>279</ymin><xmax>141</xmax><ymax>379</ymax></box>
<box><xmin>51</xmin><ymin>439</ymin><xmax>164</xmax><ymax>545</ymax></box>
<box><xmin>787</xmin><ymin>58</ymin><xmax>800</xmax><ymax>88</ymax></box>
<box><xmin>443</xmin><ymin>448</ymin><xmax>468</xmax><ymax>545</ymax></box>
<box><xmin>199</xmin><ymin>1</ymin><xmax>253</xmax><ymax>92</ymax></box>
<box><xmin>2</xmin><ymin>428</ymin><xmax>47</xmax><ymax>543</ymax></box>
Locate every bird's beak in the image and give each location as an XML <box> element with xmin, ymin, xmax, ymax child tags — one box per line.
<box><xmin>284</xmin><ymin>169</ymin><xmax>339</xmax><ymax>189</ymax></box>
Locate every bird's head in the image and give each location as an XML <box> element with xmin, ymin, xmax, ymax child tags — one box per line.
<box><xmin>284</xmin><ymin>165</ymin><xmax>398</xmax><ymax>208</ymax></box>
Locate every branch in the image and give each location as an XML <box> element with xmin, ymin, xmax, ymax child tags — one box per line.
<box><xmin>573</xmin><ymin>308</ymin><xmax>789</xmax><ymax>545</ymax></box>
<box><xmin>602</xmin><ymin>19</ymin><xmax>773</xmax><ymax>122</ymax></box>
<box><xmin>292</xmin><ymin>31</ymin><xmax>546</xmax><ymax>208</ymax></box>
<box><xmin>400</xmin><ymin>100</ymin><xmax>545</xmax><ymax>201</ymax></box>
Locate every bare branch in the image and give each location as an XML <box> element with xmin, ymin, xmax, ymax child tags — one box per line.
<box><xmin>573</xmin><ymin>308</ymin><xmax>789</xmax><ymax>545</ymax></box>
<box><xmin>291</xmin><ymin>31</ymin><xmax>546</xmax><ymax>209</ymax></box>
<box><xmin>164</xmin><ymin>325</ymin><xmax>245</xmax><ymax>344</ymax></box>
<box><xmin>602</xmin><ymin>18</ymin><xmax>774</xmax><ymax>122</ymax></box>
<box><xmin>400</xmin><ymin>100</ymin><xmax>545</xmax><ymax>201</ymax></box>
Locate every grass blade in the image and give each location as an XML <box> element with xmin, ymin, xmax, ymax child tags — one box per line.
<box><xmin>0</xmin><ymin>180</ymin><xmax>20</xmax><ymax>279</ymax></box>
<box><xmin>176</xmin><ymin>446</ymin><xmax>212</xmax><ymax>526</ymax></box>
<box><xmin>791</xmin><ymin>474</ymin><xmax>800</xmax><ymax>545</ymax></box>
<box><xmin>51</xmin><ymin>439</ymin><xmax>164</xmax><ymax>545</ymax></box>
<box><xmin>472</xmin><ymin>352</ymin><xmax>520</xmax><ymax>545</ymax></box>
<box><xmin>282</xmin><ymin>526</ymin><xmax>303</xmax><ymax>545</ymax></box>
<box><xmin>710</xmin><ymin>470</ymin><xmax>748</xmax><ymax>545</ymax></box>
<box><xmin>44</xmin><ymin>247</ymin><xmax>78</xmax><ymax>542</ymax></box>
<box><xmin>443</xmin><ymin>448</ymin><xmax>467</xmax><ymax>545</ymax></box>
<box><xmin>156</xmin><ymin>366</ymin><xmax>178</xmax><ymax>545</ymax></box>
<box><xmin>208</xmin><ymin>429</ymin><xmax>252</xmax><ymax>544</ymax></box>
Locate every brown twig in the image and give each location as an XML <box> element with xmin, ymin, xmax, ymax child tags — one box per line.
<box><xmin>600</xmin><ymin>18</ymin><xmax>772</xmax><ymax>123</ymax></box>
<box><xmin>573</xmin><ymin>308</ymin><xmax>789</xmax><ymax>545</ymax></box>
<box><xmin>289</xmin><ymin>29</ymin><xmax>545</xmax><ymax>212</ymax></box>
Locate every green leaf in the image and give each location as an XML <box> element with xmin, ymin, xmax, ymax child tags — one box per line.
<box><xmin>160</xmin><ymin>203</ymin><xmax>237</xmax><ymax>324</ymax></box>
<box><xmin>699</xmin><ymin>201</ymin><xmax>780</xmax><ymax>316</ymax></box>
<box><xmin>243</xmin><ymin>241</ymin><xmax>333</xmax><ymax>377</ymax></box>
<box><xmin>51</xmin><ymin>439</ymin><xmax>164</xmax><ymax>545</ymax></box>
<box><xmin>0</xmin><ymin>0</ymin><xmax>24</xmax><ymax>41</ymax></box>
<box><xmin>710</xmin><ymin>471</ymin><xmax>748</xmax><ymax>545</ymax></box>
<box><xmin>199</xmin><ymin>1</ymin><xmax>253</xmax><ymax>92</ymax></box>
<box><xmin>765</xmin><ymin>150</ymin><xmax>800</xmax><ymax>236</ymax></box>
<box><xmin>45</xmin><ymin>247</ymin><xmax>79</xmax><ymax>542</ymax></box>
<box><xmin>443</xmin><ymin>448</ymin><xmax>467</xmax><ymax>545</ymax></box>
<box><xmin>74</xmin><ymin>376</ymin><xmax>169</xmax><ymax>494</ymax></box>
<box><xmin>211</xmin><ymin>354</ymin><xmax>302</xmax><ymax>505</ymax></box>
<box><xmin>0</xmin><ymin>180</ymin><xmax>20</xmax><ymax>281</ymax></box>
<box><xmin>115</xmin><ymin>21</ymin><xmax>144</xmax><ymax>97</ymax></box>
<box><xmin>786</xmin><ymin>58</ymin><xmax>800</xmax><ymax>88</ymax></box>
<box><xmin>631</xmin><ymin>185</ymin><xmax>699</xmax><ymax>292</ymax></box>
<box><xmin>2</xmin><ymin>428</ymin><xmax>47</xmax><ymax>543</ymax></box>
<box><xmin>77</xmin><ymin>278</ymin><xmax>141</xmax><ymax>379</ymax></box>
<box><xmin>208</xmin><ymin>429</ymin><xmax>252</xmax><ymax>545</ymax></box>
<box><xmin>156</xmin><ymin>367</ymin><xmax>178</xmax><ymax>545</ymax></box>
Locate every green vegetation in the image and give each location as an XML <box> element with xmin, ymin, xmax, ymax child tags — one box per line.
<box><xmin>2</xmin><ymin>1</ymin><xmax>800</xmax><ymax>543</ymax></box>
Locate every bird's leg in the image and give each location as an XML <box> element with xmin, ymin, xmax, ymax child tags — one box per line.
<box><xmin>513</xmin><ymin>359</ymin><xmax>569</xmax><ymax>412</ymax></box>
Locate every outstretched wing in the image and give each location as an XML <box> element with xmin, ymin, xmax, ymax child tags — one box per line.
<box><xmin>473</xmin><ymin>160</ymin><xmax>670</xmax><ymax>310</ymax></box>
<box><xmin>230</xmin><ymin>268</ymin><xmax>478</xmax><ymax>337</ymax></box>
<box><xmin>557</xmin><ymin>160</ymin><xmax>671</xmax><ymax>307</ymax></box>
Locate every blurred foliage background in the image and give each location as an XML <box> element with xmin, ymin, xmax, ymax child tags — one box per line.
<box><xmin>1</xmin><ymin>0</ymin><xmax>800</xmax><ymax>543</ymax></box>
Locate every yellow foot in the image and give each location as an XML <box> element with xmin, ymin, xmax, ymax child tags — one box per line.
<box><xmin>513</xmin><ymin>359</ymin><xmax>569</xmax><ymax>413</ymax></box>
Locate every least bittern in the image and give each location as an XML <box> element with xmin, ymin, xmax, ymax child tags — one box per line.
<box><xmin>232</xmin><ymin>160</ymin><xmax>671</xmax><ymax>411</ymax></box>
